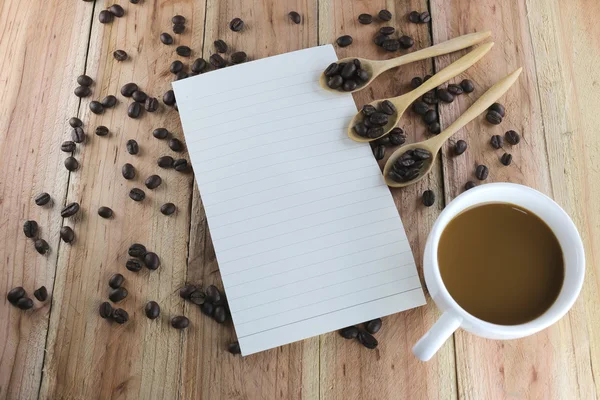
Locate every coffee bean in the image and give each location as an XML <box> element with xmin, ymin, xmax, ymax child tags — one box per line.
<box><xmin>358</xmin><ymin>105</ymin><xmax>375</xmax><ymax>119</ymax></box>
<box><xmin>61</xmin><ymin>202</ymin><xmax>80</xmax><ymax>218</ymax></box>
<box><xmin>172</xmin><ymin>15</ymin><xmax>185</xmax><ymax>25</ymax></box>
<box><xmin>89</xmin><ymin>101</ymin><xmax>104</xmax><ymax>114</ymax></box>
<box><xmin>422</xmin><ymin>190</ymin><xmax>435</xmax><ymax>207</ymax></box>
<box><xmin>373</xmin><ymin>144</ymin><xmax>386</xmax><ymax>160</ymax></box>
<box><xmin>176</xmin><ymin>46</ymin><xmax>191</xmax><ymax>57</ymax></box>
<box><xmin>399</xmin><ymin>35</ymin><xmax>414</xmax><ymax>49</ymax></box>
<box><xmin>289</xmin><ymin>11</ymin><xmax>301</xmax><ymax>24</ymax></box>
<box><xmin>151</xmin><ymin>128</ymin><xmax>168</xmax><ymax>140</ymax></box>
<box><xmin>157</xmin><ymin>156</ymin><xmax>174</xmax><ymax>168</ymax></box>
<box><xmin>144</xmin><ymin>252</ymin><xmax>160</xmax><ymax>270</ymax></box>
<box><xmin>465</xmin><ymin>181</ymin><xmax>476</xmax><ymax>191</ymax></box>
<box><xmin>113</xmin><ymin>308</ymin><xmax>129</xmax><ymax>324</ymax></box>
<box><xmin>77</xmin><ymin>74</ymin><xmax>93</xmax><ymax>86</ymax></box>
<box><xmin>370</xmin><ymin>112</ymin><xmax>389</xmax><ymax>126</ymax></box>
<box><xmin>122</xmin><ymin>163</ymin><xmax>135</xmax><ymax>180</ymax></box>
<box><xmin>69</xmin><ymin>117</ymin><xmax>83</xmax><ymax>128</ymax></box>
<box><xmin>60</xmin><ymin>140</ymin><xmax>76</xmax><ymax>153</ymax></box>
<box><xmin>108</xmin><ymin>4</ymin><xmax>124</xmax><ymax>17</ymax></box>
<box><xmin>126</xmin><ymin>259</ymin><xmax>143</xmax><ymax>272</ymax></box>
<box><xmin>412</xmin><ymin>100</ymin><xmax>429</xmax><ymax>115</ymax></box>
<box><xmin>71</xmin><ymin>127</ymin><xmax>85</xmax><ymax>143</ymax></box>
<box><xmin>191</xmin><ymin>58</ymin><xmax>207</xmax><ymax>73</ymax></box>
<box><xmin>35</xmin><ymin>192</ymin><xmax>51</xmax><ymax>206</ymax></box>
<box><xmin>379</xmin><ymin>100</ymin><xmax>396</xmax><ymax>116</ymax></box>
<box><xmin>160</xmin><ymin>203</ymin><xmax>176</xmax><ymax>216</ymax></box>
<box><xmin>99</xmin><ymin>10</ymin><xmax>113</xmax><ymax>24</ymax></box>
<box><xmin>437</xmin><ymin>89</ymin><xmax>454</xmax><ymax>103</ymax></box>
<box><xmin>419</xmin><ymin>11</ymin><xmax>431</xmax><ymax>23</ymax></box>
<box><xmin>130</xmin><ymin>0</ymin><xmax>140</xmax><ymax>3</ymax></box>
<box><xmin>60</xmin><ymin>226</ymin><xmax>75</xmax><ymax>243</ymax></box>
<box><xmin>490</xmin><ymin>135</ymin><xmax>503</xmax><ymax>149</ymax></box>
<box><xmin>108</xmin><ymin>273</ymin><xmax>124</xmax><ymax>289</ymax></box>
<box><xmin>365</xmin><ymin>127</ymin><xmax>383</xmax><ymax>139</ymax></box>
<box><xmin>447</xmin><ymin>84</ymin><xmax>464</xmax><ymax>95</ymax></box>
<box><xmin>336</xmin><ymin>35</ymin><xmax>353</xmax><ymax>47</ymax></box>
<box><xmin>95</xmin><ymin>126</ymin><xmax>109</xmax><ymax>137</ymax></box>
<box><xmin>166</xmin><ymin>138</ymin><xmax>184</xmax><ymax>153</ymax></box>
<box><xmin>179</xmin><ymin>284</ymin><xmax>198</xmax><ymax>299</ymax></box>
<box><xmin>489</xmin><ymin>103</ymin><xmax>505</xmax><ymax>117</ymax></box>
<box><xmin>389</xmin><ymin>129</ymin><xmax>406</xmax><ymax>146</ymax></box>
<box><xmin>214</xmin><ymin>306</ymin><xmax>227</xmax><ymax>323</ymax></box>
<box><xmin>201</xmin><ymin>302</ymin><xmax>214</xmax><ymax>317</ymax></box>
<box><xmin>163</xmin><ymin>90</ymin><xmax>176</xmax><ymax>106</ymax></box>
<box><xmin>422</xmin><ymin>91</ymin><xmax>438</xmax><ymax>105</ymax></box>
<box><xmin>126</xmin><ymin>139</ymin><xmax>139</xmax><ymax>154</ymax></box>
<box><xmin>7</xmin><ymin>287</ymin><xmax>26</xmax><ymax>304</ymax></box>
<box><xmin>23</xmin><ymin>220</ymin><xmax>38</xmax><ymax>238</ymax></box>
<box><xmin>213</xmin><ymin>39</ymin><xmax>228</xmax><ymax>54</ymax></box>
<box><xmin>410</xmin><ymin>77</ymin><xmax>423</xmax><ymax>89</ymax></box>
<box><xmin>382</xmin><ymin>38</ymin><xmax>400</xmax><ymax>52</ymax></box>
<box><xmin>210</xmin><ymin>53</ymin><xmax>226</xmax><ymax>68</ymax></box>
<box><xmin>160</xmin><ymin>32</ymin><xmax>173</xmax><ymax>45</ymax></box>
<box><xmin>486</xmin><ymin>110</ymin><xmax>503</xmax><ymax>125</ymax></box>
<box><xmin>358</xmin><ymin>14</ymin><xmax>373</xmax><ymax>24</ymax></box>
<box><xmin>454</xmin><ymin>140</ymin><xmax>467</xmax><ymax>155</ymax></box>
<box><xmin>128</xmin><ymin>243</ymin><xmax>146</xmax><ymax>257</ymax></box>
<box><xmin>99</xmin><ymin>301</ymin><xmax>113</xmax><ymax>319</ymax></box>
<box><xmin>501</xmin><ymin>152</ymin><xmax>513</xmax><ymax>166</ymax></box>
<box><xmin>145</xmin><ymin>301</ymin><xmax>160</xmax><ymax>319</ymax></box>
<box><xmin>109</xmin><ymin>287</ymin><xmax>128</xmax><ymax>303</ymax></box>
<box><xmin>113</xmin><ymin>50</ymin><xmax>128</xmax><ymax>62</ymax></box>
<box><xmin>34</xmin><ymin>239</ymin><xmax>49</xmax><ymax>254</ymax></box>
<box><xmin>413</xmin><ymin>148</ymin><xmax>432</xmax><ymax>160</ymax></box>
<box><xmin>145</xmin><ymin>175</ymin><xmax>162</xmax><ymax>189</ymax></box>
<box><xmin>231</xmin><ymin>51</ymin><xmax>247</xmax><ymax>64</ymax></box>
<box><xmin>145</xmin><ymin>97</ymin><xmax>159</xmax><ymax>112</ymax></box>
<box><xmin>98</xmin><ymin>206</ymin><xmax>113</xmax><ymax>219</ymax></box>
<box><xmin>121</xmin><ymin>82</ymin><xmax>138</xmax><ymax>97</ymax></box>
<box><xmin>365</xmin><ymin>318</ymin><xmax>382</xmax><ymax>334</ymax></box>
<box><xmin>228</xmin><ymin>341</ymin><xmax>241</xmax><ymax>354</ymax></box>
<box><xmin>174</xmin><ymin>159</ymin><xmax>189</xmax><ymax>172</ymax></box>
<box><xmin>64</xmin><ymin>156</ymin><xmax>79</xmax><ymax>171</ymax></box>
<box><xmin>132</xmin><ymin>90</ymin><xmax>147</xmax><ymax>103</ymax></box>
<box><xmin>373</xmin><ymin>34</ymin><xmax>387</xmax><ymax>47</ymax></box>
<box><xmin>174</xmin><ymin>71</ymin><xmax>188</xmax><ymax>81</ymax></box>
<box><xmin>378</xmin><ymin>9</ymin><xmax>392</xmax><ymax>21</ymax></box>
<box><xmin>342</xmin><ymin>80</ymin><xmax>357</xmax><ymax>92</ymax></box>
<box><xmin>205</xmin><ymin>285</ymin><xmax>221</xmax><ymax>304</ymax></box>
<box><xmin>229</xmin><ymin>17</ymin><xmax>244</xmax><ymax>31</ymax></box>
<box><xmin>101</xmin><ymin>95</ymin><xmax>117</xmax><ymax>108</ymax></box>
<box><xmin>339</xmin><ymin>63</ymin><xmax>356</xmax><ymax>80</ymax></box>
<box><xmin>460</xmin><ymin>79</ymin><xmax>475</xmax><ymax>93</ymax></box>
<box><xmin>429</xmin><ymin>122</ymin><xmax>441</xmax><ymax>134</ymax></box>
<box><xmin>327</xmin><ymin>75</ymin><xmax>343</xmax><ymax>89</ymax></box>
<box><xmin>74</xmin><ymin>86</ymin><xmax>91</xmax><ymax>98</ymax></box>
<box><xmin>339</xmin><ymin>326</ymin><xmax>359</xmax><ymax>339</ymax></box>
<box><xmin>423</xmin><ymin>109</ymin><xmax>437</xmax><ymax>124</ymax></box>
<box><xmin>171</xmin><ymin>316</ymin><xmax>189</xmax><ymax>329</ymax></box>
<box><xmin>475</xmin><ymin>164</ymin><xmax>489</xmax><ymax>180</ymax></box>
<box><xmin>127</xmin><ymin>102</ymin><xmax>141</xmax><ymax>118</ymax></box>
<box><xmin>505</xmin><ymin>130</ymin><xmax>520</xmax><ymax>145</ymax></box>
<box><xmin>129</xmin><ymin>188</ymin><xmax>145</xmax><ymax>201</ymax></box>
<box><xmin>189</xmin><ymin>290</ymin><xmax>206</xmax><ymax>305</ymax></box>
<box><xmin>16</xmin><ymin>297</ymin><xmax>34</xmax><ymax>310</ymax></box>
<box><xmin>408</xmin><ymin>11</ymin><xmax>421</xmax><ymax>23</ymax></box>
<box><xmin>172</xmin><ymin>23</ymin><xmax>185</xmax><ymax>34</ymax></box>
<box><xmin>357</xmin><ymin>330</ymin><xmax>378</xmax><ymax>349</ymax></box>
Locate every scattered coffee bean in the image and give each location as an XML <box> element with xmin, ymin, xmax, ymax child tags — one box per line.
<box><xmin>171</xmin><ymin>316</ymin><xmax>189</xmax><ymax>329</ymax></box>
<box><xmin>99</xmin><ymin>10</ymin><xmax>113</xmax><ymax>24</ymax></box>
<box><xmin>98</xmin><ymin>206</ymin><xmax>113</xmax><ymax>219</ymax></box>
<box><xmin>505</xmin><ymin>130</ymin><xmax>520</xmax><ymax>145</ymax></box>
<box><xmin>160</xmin><ymin>32</ymin><xmax>173</xmax><ymax>45</ymax></box>
<box><xmin>172</xmin><ymin>23</ymin><xmax>185</xmax><ymax>34</ymax></box>
<box><xmin>145</xmin><ymin>301</ymin><xmax>160</xmax><ymax>319</ymax></box>
<box><xmin>145</xmin><ymin>175</ymin><xmax>162</xmax><ymax>189</ymax></box>
<box><xmin>358</xmin><ymin>14</ymin><xmax>373</xmax><ymax>24</ymax></box>
<box><xmin>214</xmin><ymin>39</ymin><xmax>228</xmax><ymax>53</ymax></box>
<box><xmin>170</xmin><ymin>60</ymin><xmax>184</xmax><ymax>74</ymax></box>
<box><xmin>408</xmin><ymin>11</ymin><xmax>421</xmax><ymax>23</ymax></box>
<box><xmin>60</xmin><ymin>226</ymin><xmax>75</xmax><ymax>243</ymax></box>
<box><xmin>158</xmin><ymin>155</ymin><xmax>174</xmax><ymax>168</ymax></box>
<box><xmin>71</xmin><ymin>127</ymin><xmax>85</xmax><ymax>143</ymax></box>
<box><xmin>130</xmin><ymin>0</ymin><xmax>140</xmax><ymax>3</ymax></box>
<box><xmin>77</xmin><ymin>75</ymin><xmax>93</xmax><ymax>87</ymax></box>
<box><xmin>174</xmin><ymin>159</ymin><xmax>189</xmax><ymax>172</ymax></box>
<box><xmin>175</xmin><ymin>71</ymin><xmax>188</xmax><ymax>80</ymax></box>
<box><xmin>336</xmin><ymin>35</ymin><xmax>353</xmax><ymax>47</ymax></box>
<box><xmin>126</xmin><ymin>139</ymin><xmax>139</xmax><ymax>154</ymax></box>
<box><xmin>99</xmin><ymin>302</ymin><xmax>113</xmax><ymax>319</ymax></box>
<box><xmin>172</xmin><ymin>15</ymin><xmax>185</xmax><ymax>25</ymax></box>
<box><xmin>126</xmin><ymin>258</ymin><xmax>143</xmax><ymax>272</ymax></box>
<box><xmin>389</xmin><ymin>128</ymin><xmax>406</xmax><ymax>145</ymax></box>
<box><xmin>34</xmin><ymin>239</ymin><xmax>49</xmax><ymax>255</ymax></box>
<box><xmin>419</xmin><ymin>11</ymin><xmax>431</xmax><ymax>23</ymax></box>
<box><xmin>163</xmin><ymin>90</ymin><xmax>176</xmax><ymax>106</ymax></box>
<box><xmin>74</xmin><ymin>86</ymin><xmax>91</xmax><ymax>98</ymax></box>
<box><xmin>16</xmin><ymin>297</ymin><xmax>34</xmax><ymax>310</ymax></box>
<box><xmin>228</xmin><ymin>341</ymin><xmax>241</xmax><ymax>354</ymax></box>
<box><xmin>101</xmin><ymin>95</ymin><xmax>117</xmax><ymax>108</ymax></box>
<box><xmin>229</xmin><ymin>17</ymin><xmax>244</xmax><ymax>32</ymax></box>
<box><xmin>108</xmin><ymin>273</ymin><xmax>124</xmax><ymax>289</ymax></box>
<box><xmin>113</xmin><ymin>50</ymin><xmax>128</xmax><ymax>61</ymax></box>
<box><xmin>109</xmin><ymin>287</ymin><xmax>128</xmax><ymax>303</ymax></box>
<box><xmin>411</xmin><ymin>77</ymin><xmax>423</xmax><ymax>89</ymax></box>
<box><xmin>143</xmin><ymin>252</ymin><xmax>160</xmax><ymax>270</ymax></box>
<box><xmin>179</xmin><ymin>284</ymin><xmax>198</xmax><ymax>299</ymax></box>
<box><xmin>501</xmin><ymin>152</ymin><xmax>513</xmax><ymax>166</ymax></box>
<box><xmin>437</xmin><ymin>89</ymin><xmax>454</xmax><ymax>103</ymax></box>
<box><xmin>460</xmin><ymin>79</ymin><xmax>475</xmax><ymax>93</ymax></box>
<box><xmin>152</xmin><ymin>128</ymin><xmax>168</xmax><ymax>140</ymax></box>
<box><xmin>69</xmin><ymin>117</ymin><xmax>83</xmax><ymax>128</ymax></box>
<box><xmin>7</xmin><ymin>287</ymin><xmax>26</xmax><ymax>304</ymax></box>
<box><xmin>129</xmin><ymin>188</ymin><xmax>145</xmax><ymax>201</ymax></box>
<box><xmin>357</xmin><ymin>330</ymin><xmax>378</xmax><ymax>349</ymax></box>
<box><xmin>489</xmin><ymin>103</ymin><xmax>505</xmax><ymax>117</ymax></box>
<box><xmin>128</xmin><ymin>243</ymin><xmax>147</xmax><ymax>257</ymax></box>
<box><xmin>490</xmin><ymin>134</ymin><xmax>503</xmax><ymax>149</ymax></box>
<box><xmin>423</xmin><ymin>109</ymin><xmax>437</xmax><ymax>124</ymax></box>
<box><xmin>61</xmin><ymin>202</ymin><xmax>80</xmax><ymax>218</ymax></box>
<box><xmin>289</xmin><ymin>11</ymin><xmax>301</xmax><ymax>24</ymax></box>
<box><xmin>61</xmin><ymin>141</ymin><xmax>76</xmax><ymax>153</ymax></box>
<box><xmin>176</xmin><ymin>46</ymin><xmax>191</xmax><ymax>57</ymax></box>
<box><xmin>447</xmin><ymin>84</ymin><xmax>464</xmax><ymax>95</ymax></box>
<box><xmin>189</xmin><ymin>290</ymin><xmax>206</xmax><ymax>305</ymax></box>
<box><xmin>214</xmin><ymin>306</ymin><xmax>227</xmax><ymax>323</ymax></box>
<box><xmin>429</xmin><ymin>122</ymin><xmax>441</xmax><ymax>134</ymax></box>
<box><xmin>121</xmin><ymin>82</ymin><xmax>138</xmax><ymax>97</ymax></box>
<box><xmin>339</xmin><ymin>326</ymin><xmax>359</xmax><ymax>339</ymax></box>
<box><xmin>373</xmin><ymin>34</ymin><xmax>387</xmax><ymax>47</ymax></box>
<box><xmin>64</xmin><ymin>156</ymin><xmax>79</xmax><ymax>171</ymax></box>
<box><xmin>475</xmin><ymin>164</ymin><xmax>489</xmax><ymax>180</ymax></box>
<box><xmin>399</xmin><ymin>35</ymin><xmax>415</xmax><ymax>49</ymax></box>
<box><xmin>122</xmin><ymin>163</ymin><xmax>135</xmax><ymax>180</ymax></box>
<box><xmin>191</xmin><ymin>58</ymin><xmax>207</xmax><ymax>73</ymax></box>
<box><xmin>412</xmin><ymin>100</ymin><xmax>429</xmax><ymax>115</ymax></box>
<box><xmin>231</xmin><ymin>51</ymin><xmax>247</xmax><ymax>64</ymax></box>
<box><xmin>373</xmin><ymin>144</ymin><xmax>385</xmax><ymax>160</ymax></box>
<box><xmin>95</xmin><ymin>126</ymin><xmax>109</xmax><ymax>137</ymax></box>
<box><xmin>378</xmin><ymin>9</ymin><xmax>392</xmax><ymax>21</ymax></box>
<box><xmin>113</xmin><ymin>308</ymin><xmax>129</xmax><ymax>324</ymax></box>
<box><xmin>465</xmin><ymin>181</ymin><xmax>476</xmax><ymax>190</ymax></box>
<box><xmin>108</xmin><ymin>4</ymin><xmax>125</xmax><ymax>17</ymax></box>
<box><xmin>205</xmin><ymin>285</ymin><xmax>221</xmax><ymax>304</ymax></box>
<box><xmin>127</xmin><ymin>102</ymin><xmax>142</xmax><ymax>118</ymax></box>
<box><xmin>23</xmin><ymin>220</ymin><xmax>38</xmax><ymax>238</ymax></box>
<box><xmin>380</xmin><ymin>100</ymin><xmax>396</xmax><ymax>115</ymax></box>
<box><xmin>168</xmin><ymin>138</ymin><xmax>184</xmax><ymax>152</ymax></box>
<box><xmin>382</xmin><ymin>38</ymin><xmax>400</xmax><ymax>52</ymax></box>
<box><xmin>486</xmin><ymin>110</ymin><xmax>503</xmax><ymax>125</ymax></box>
<box><xmin>422</xmin><ymin>190</ymin><xmax>435</xmax><ymax>207</ymax></box>
<box><xmin>201</xmin><ymin>302</ymin><xmax>214</xmax><ymax>317</ymax></box>
<box><xmin>454</xmin><ymin>140</ymin><xmax>467</xmax><ymax>155</ymax></box>
<box><xmin>422</xmin><ymin>91</ymin><xmax>438</xmax><ymax>105</ymax></box>
<box><xmin>160</xmin><ymin>203</ymin><xmax>176</xmax><ymax>216</ymax></box>
<box><xmin>35</xmin><ymin>192</ymin><xmax>51</xmax><ymax>206</ymax></box>
<box><xmin>145</xmin><ymin>97</ymin><xmax>159</xmax><ymax>112</ymax></box>
<box><xmin>132</xmin><ymin>90</ymin><xmax>147</xmax><ymax>103</ymax></box>
<box><xmin>209</xmin><ymin>53</ymin><xmax>226</xmax><ymax>68</ymax></box>
<box><xmin>365</xmin><ymin>318</ymin><xmax>382</xmax><ymax>334</ymax></box>
<box><xmin>89</xmin><ymin>101</ymin><xmax>104</xmax><ymax>114</ymax></box>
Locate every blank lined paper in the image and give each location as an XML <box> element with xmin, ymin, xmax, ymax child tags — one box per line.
<box><xmin>173</xmin><ymin>45</ymin><xmax>425</xmax><ymax>355</ymax></box>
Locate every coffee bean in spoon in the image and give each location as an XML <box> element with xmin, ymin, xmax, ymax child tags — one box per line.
<box><xmin>170</xmin><ymin>60</ymin><xmax>184</xmax><ymax>74</ymax></box>
<box><xmin>327</xmin><ymin>75</ymin><xmax>343</xmax><ymax>89</ymax></box>
<box><xmin>61</xmin><ymin>202</ymin><xmax>80</xmax><ymax>218</ymax></box>
<box><xmin>422</xmin><ymin>190</ymin><xmax>435</xmax><ymax>207</ymax></box>
<box><xmin>113</xmin><ymin>50</ymin><xmax>128</xmax><ymax>61</ymax></box>
<box><xmin>60</xmin><ymin>226</ymin><xmax>75</xmax><ymax>243</ymax></box>
<box><xmin>171</xmin><ymin>316</ymin><xmax>189</xmax><ymax>329</ymax></box>
<box><xmin>99</xmin><ymin>302</ymin><xmax>113</xmax><ymax>319</ymax></box>
<box><xmin>23</xmin><ymin>220</ymin><xmax>38</xmax><ymax>238</ymax></box>
<box><xmin>127</xmin><ymin>102</ymin><xmax>142</xmax><ymax>118</ymax></box>
<box><xmin>95</xmin><ymin>126</ymin><xmax>109</xmax><ymax>137</ymax></box>
<box><xmin>16</xmin><ymin>297</ymin><xmax>34</xmax><ymax>310</ymax></box>
<box><xmin>121</xmin><ymin>83</ymin><xmax>138</xmax><ymax>97</ymax></box>
<box><xmin>34</xmin><ymin>239</ymin><xmax>49</xmax><ymax>255</ymax></box>
<box><xmin>365</xmin><ymin>318</ymin><xmax>382</xmax><ymax>334</ymax></box>
<box><xmin>145</xmin><ymin>301</ymin><xmax>160</xmax><ymax>319</ymax></box>
<box><xmin>454</xmin><ymin>140</ymin><xmax>467</xmax><ymax>155</ymax></box>
<box><xmin>475</xmin><ymin>164</ymin><xmax>489</xmax><ymax>180</ymax></box>
<box><xmin>101</xmin><ymin>95</ymin><xmax>117</xmax><ymax>108</ymax></box>
<box><xmin>98</xmin><ymin>206</ymin><xmax>113</xmax><ymax>219</ymax></box>
<box><xmin>176</xmin><ymin>46</ymin><xmax>191</xmax><ymax>57</ymax></box>
<box><xmin>163</xmin><ymin>90</ymin><xmax>176</xmax><ymax>106</ymax></box>
<box><xmin>378</xmin><ymin>9</ymin><xmax>392</xmax><ymax>21</ymax></box>
<box><xmin>336</xmin><ymin>35</ymin><xmax>353</xmax><ymax>47</ymax></box>
<box><xmin>501</xmin><ymin>152</ymin><xmax>513</xmax><ymax>166</ymax></box>
<box><xmin>113</xmin><ymin>308</ymin><xmax>129</xmax><ymax>324</ymax></box>
<box><xmin>69</xmin><ymin>117</ymin><xmax>83</xmax><ymax>128</ymax></box>
<box><xmin>145</xmin><ymin>97</ymin><xmax>159</xmax><ymax>112</ymax></box>
<box><xmin>108</xmin><ymin>273</ymin><xmax>124</xmax><ymax>289</ymax></box>
<box><xmin>358</xmin><ymin>14</ymin><xmax>373</xmax><ymax>24</ymax></box>
<box><xmin>158</xmin><ymin>156</ymin><xmax>174</xmax><ymax>168</ymax></box>
<box><xmin>128</xmin><ymin>243</ymin><xmax>147</xmax><ymax>257</ymax></box>
<box><xmin>126</xmin><ymin>259</ymin><xmax>143</xmax><ymax>272</ymax></box>
<box><xmin>380</xmin><ymin>100</ymin><xmax>396</xmax><ymax>115</ymax></box>
<box><xmin>108</xmin><ymin>4</ymin><xmax>124</xmax><ymax>17</ymax></box>
<box><xmin>99</xmin><ymin>10</ymin><xmax>113</xmax><ymax>24</ymax></box>
<box><xmin>74</xmin><ymin>86</ymin><xmax>91</xmax><ymax>98</ymax></box>
<box><xmin>129</xmin><ymin>188</ymin><xmax>145</xmax><ymax>201</ymax></box>
<box><xmin>77</xmin><ymin>74</ymin><xmax>93</xmax><ymax>87</ymax></box>
<box><xmin>209</xmin><ymin>53</ymin><xmax>226</xmax><ymax>68</ymax></box>
<box><xmin>172</xmin><ymin>23</ymin><xmax>185</xmax><ymax>34</ymax></box>
<box><xmin>145</xmin><ymin>175</ymin><xmax>162</xmax><ymax>189</ymax></box>
<box><xmin>160</xmin><ymin>203</ymin><xmax>176</xmax><ymax>216</ymax></box>
<box><xmin>64</xmin><ymin>156</ymin><xmax>79</xmax><ymax>171</ymax></box>
<box><xmin>126</xmin><ymin>139</ymin><xmax>139</xmax><ymax>154</ymax></box>
<box><xmin>122</xmin><ymin>163</ymin><xmax>135</xmax><ymax>180</ymax></box>
<box><xmin>505</xmin><ymin>130</ymin><xmax>520</xmax><ymax>145</ymax></box>
<box><xmin>7</xmin><ymin>287</ymin><xmax>26</xmax><ymax>305</ymax></box>
<box><xmin>144</xmin><ymin>252</ymin><xmax>160</xmax><ymax>270</ymax></box>
<box><xmin>160</xmin><ymin>32</ymin><xmax>173</xmax><ymax>45</ymax></box>
<box><xmin>289</xmin><ymin>11</ymin><xmax>301</xmax><ymax>24</ymax></box>
<box><xmin>229</xmin><ymin>17</ymin><xmax>244</xmax><ymax>31</ymax></box>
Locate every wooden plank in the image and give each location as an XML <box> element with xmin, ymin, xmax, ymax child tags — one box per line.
<box><xmin>318</xmin><ymin>1</ymin><xmax>456</xmax><ymax>399</ymax></box>
<box><xmin>0</xmin><ymin>0</ymin><xmax>95</xmax><ymax>398</ymax></box>
<box><xmin>39</xmin><ymin>1</ymin><xmax>205</xmax><ymax>398</ymax></box>
<box><xmin>179</xmin><ymin>1</ymin><xmax>321</xmax><ymax>399</ymax></box>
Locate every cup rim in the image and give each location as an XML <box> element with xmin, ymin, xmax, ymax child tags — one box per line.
<box><xmin>425</xmin><ymin>182</ymin><xmax>585</xmax><ymax>337</ymax></box>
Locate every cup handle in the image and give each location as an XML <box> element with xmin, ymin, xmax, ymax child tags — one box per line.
<box><xmin>412</xmin><ymin>311</ymin><xmax>462</xmax><ymax>361</ymax></box>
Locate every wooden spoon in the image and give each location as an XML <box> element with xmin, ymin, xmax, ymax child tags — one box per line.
<box><xmin>320</xmin><ymin>31</ymin><xmax>491</xmax><ymax>94</ymax></box>
<box><xmin>348</xmin><ymin>42</ymin><xmax>494</xmax><ymax>142</ymax></box>
<box><xmin>382</xmin><ymin>67</ymin><xmax>523</xmax><ymax>188</ymax></box>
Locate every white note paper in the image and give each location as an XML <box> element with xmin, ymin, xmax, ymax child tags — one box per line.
<box><xmin>173</xmin><ymin>45</ymin><xmax>425</xmax><ymax>355</ymax></box>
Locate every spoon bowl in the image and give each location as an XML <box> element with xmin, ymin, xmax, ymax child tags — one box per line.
<box><xmin>319</xmin><ymin>57</ymin><xmax>377</xmax><ymax>94</ymax></box>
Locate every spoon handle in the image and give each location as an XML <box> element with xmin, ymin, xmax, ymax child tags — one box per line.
<box><xmin>429</xmin><ymin>68</ymin><xmax>523</xmax><ymax>150</ymax></box>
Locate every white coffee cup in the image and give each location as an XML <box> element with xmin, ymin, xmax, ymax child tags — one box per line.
<box><xmin>413</xmin><ymin>183</ymin><xmax>585</xmax><ymax>361</ymax></box>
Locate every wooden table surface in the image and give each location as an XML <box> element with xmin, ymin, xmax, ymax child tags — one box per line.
<box><xmin>1</xmin><ymin>0</ymin><xmax>599</xmax><ymax>399</ymax></box>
